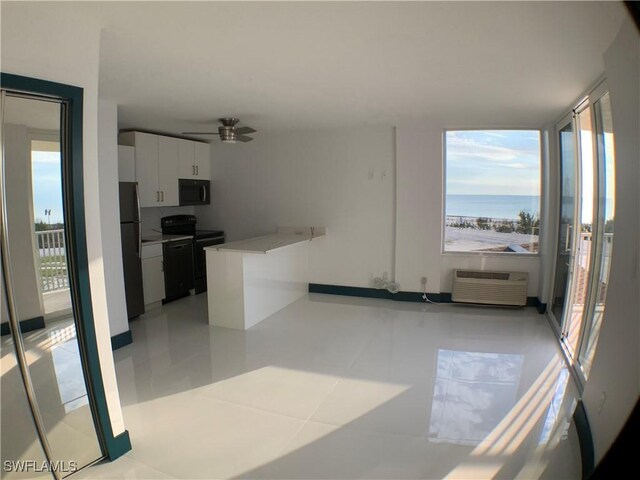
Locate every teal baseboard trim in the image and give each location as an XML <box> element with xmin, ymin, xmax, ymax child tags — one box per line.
<box><xmin>309</xmin><ymin>283</ymin><xmax>443</xmax><ymax>303</ymax></box>
<box><xmin>309</xmin><ymin>284</ymin><xmax>543</xmax><ymax>310</ymax></box>
<box><xmin>532</xmin><ymin>298</ymin><xmax>547</xmax><ymax>314</ymax></box>
<box><xmin>0</xmin><ymin>316</ymin><xmax>45</xmax><ymax>336</ymax></box>
<box><xmin>574</xmin><ymin>401</ymin><xmax>594</xmax><ymax>479</ymax></box>
<box><xmin>106</xmin><ymin>430</ymin><xmax>132</xmax><ymax>461</ymax></box>
<box><xmin>110</xmin><ymin>330</ymin><xmax>133</xmax><ymax>351</ymax></box>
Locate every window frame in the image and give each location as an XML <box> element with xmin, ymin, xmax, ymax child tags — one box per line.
<box><xmin>441</xmin><ymin>128</ymin><xmax>544</xmax><ymax>257</ymax></box>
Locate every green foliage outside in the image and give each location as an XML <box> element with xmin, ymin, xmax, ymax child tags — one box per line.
<box><xmin>35</xmin><ymin>219</ymin><xmax>64</xmax><ymax>231</ymax></box>
<box><xmin>476</xmin><ymin>217</ymin><xmax>491</xmax><ymax>230</ymax></box>
<box><xmin>516</xmin><ymin>211</ymin><xmax>540</xmax><ymax>234</ymax></box>
<box><xmin>449</xmin><ymin>210</ymin><xmax>540</xmax><ymax>235</ymax></box>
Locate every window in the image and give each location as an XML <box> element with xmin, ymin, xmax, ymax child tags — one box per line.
<box><xmin>444</xmin><ymin>130</ymin><xmax>541</xmax><ymax>254</ymax></box>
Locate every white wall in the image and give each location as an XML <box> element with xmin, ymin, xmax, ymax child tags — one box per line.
<box><xmin>394</xmin><ymin>124</ymin><xmax>442</xmax><ymax>293</ymax></box>
<box><xmin>3</xmin><ymin>123</ymin><xmax>45</xmax><ymax>321</ymax></box>
<box><xmin>97</xmin><ymin>100</ymin><xmax>129</xmax><ymax>338</ymax></box>
<box><xmin>1</xmin><ymin>2</ymin><xmax>125</xmax><ymax>436</ymax></box>
<box><xmin>197</xmin><ymin>127</ymin><xmax>396</xmax><ymax>288</ymax></box>
<box><xmin>201</xmin><ymin>124</ymin><xmax>543</xmax><ymax>297</ymax></box>
<box><xmin>582</xmin><ymin>18</ymin><xmax>640</xmax><ymax>462</ymax></box>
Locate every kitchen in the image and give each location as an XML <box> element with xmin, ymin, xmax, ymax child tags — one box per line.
<box><xmin>117</xmin><ymin>128</ymin><xmax>322</xmax><ymax>330</ymax></box>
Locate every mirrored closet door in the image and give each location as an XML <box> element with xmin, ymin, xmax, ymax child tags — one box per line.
<box><xmin>1</xmin><ymin>90</ymin><xmax>103</xmax><ymax>478</ymax></box>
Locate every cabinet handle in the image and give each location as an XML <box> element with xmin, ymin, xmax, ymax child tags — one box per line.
<box><xmin>192</xmin><ymin>165</ymin><xmax>195</xmax><ymax>175</ymax></box>
<box><xmin>156</xmin><ymin>191</ymin><xmax>160</xmax><ymax>202</ymax></box>
<box><xmin>161</xmin><ymin>191</ymin><xmax>164</xmax><ymax>202</ymax></box>
<box><xmin>196</xmin><ymin>165</ymin><xmax>199</xmax><ymax>176</ymax></box>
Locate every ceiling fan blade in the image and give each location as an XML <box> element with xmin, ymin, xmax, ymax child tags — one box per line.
<box><xmin>236</xmin><ymin>135</ymin><xmax>254</xmax><ymax>143</ymax></box>
<box><xmin>235</xmin><ymin>126</ymin><xmax>256</xmax><ymax>135</ymax></box>
<box><xmin>182</xmin><ymin>131</ymin><xmax>220</xmax><ymax>135</ymax></box>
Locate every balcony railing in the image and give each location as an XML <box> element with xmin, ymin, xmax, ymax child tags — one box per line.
<box><xmin>36</xmin><ymin>229</ymin><xmax>69</xmax><ymax>292</ymax></box>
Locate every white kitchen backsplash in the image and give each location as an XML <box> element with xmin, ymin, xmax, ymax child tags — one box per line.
<box><xmin>140</xmin><ymin>206</ymin><xmax>195</xmax><ymax>235</ymax></box>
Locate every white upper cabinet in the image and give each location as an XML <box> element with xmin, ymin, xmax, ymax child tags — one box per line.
<box><xmin>119</xmin><ymin>131</ymin><xmax>179</xmax><ymax>207</ymax></box>
<box><xmin>130</xmin><ymin>132</ymin><xmax>159</xmax><ymax>207</ymax></box>
<box><xmin>194</xmin><ymin>142</ymin><xmax>211</xmax><ymax>179</ymax></box>
<box><xmin>178</xmin><ymin>138</ymin><xmax>210</xmax><ymax>180</ymax></box>
<box><xmin>178</xmin><ymin>139</ymin><xmax>196</xmax><ymax>179</ymax></box>
<box><xmin>158</xmin><ymin>136</ymin><xmax>179</xmax><ymax>206</ymax></box>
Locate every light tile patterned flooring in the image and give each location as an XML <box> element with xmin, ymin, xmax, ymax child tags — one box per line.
<box><xmin>76</xmin><ymin>293</ymin><xmax>581</xmax><ymax>479</ymax></box>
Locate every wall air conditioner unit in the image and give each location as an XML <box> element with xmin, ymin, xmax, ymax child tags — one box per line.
<box><xmin>452</xmin><ymin>269</ymin><xmax>528</xmax><ymax>306</ymax></box>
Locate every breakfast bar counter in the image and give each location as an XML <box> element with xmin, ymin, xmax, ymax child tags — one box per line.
<box><xmin>204</xmin><ymin>227</ymin><xmax>325</xmax><ymax>329</ymax></box>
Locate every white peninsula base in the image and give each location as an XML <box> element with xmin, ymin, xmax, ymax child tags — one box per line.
<box><xmin>205</xmin><ymin>228</ymin><xmax>325</xmax><ymax>330</ymax></box>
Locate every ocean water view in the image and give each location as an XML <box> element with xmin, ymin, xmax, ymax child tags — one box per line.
<box><xmin>446</xmin><ymin>194</ymin><xmax>540</xmax><ymax>220</ymax></box>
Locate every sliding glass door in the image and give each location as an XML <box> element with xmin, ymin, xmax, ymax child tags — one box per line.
<box><xmin>551</xmin><ymin>86</ymin><xmax>616</xmax><ymax>381</ymax></box>
<box><xmin>551</xmin><ymin>118</ymin><xmax>577</xmax><ymax>328</ymax></box>
<box><xmin>577</xmin><ymin>92</ymin><xmax>615</xmax><ymax>376</ymax></box>
<box><xmin>563</xmin><ymin>102</ymin><xmax>595</xmax><ymax>356</ymax></box>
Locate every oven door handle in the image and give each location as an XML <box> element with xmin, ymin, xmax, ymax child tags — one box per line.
<box><xmin>201</xmin><ymin>185</ymin><xmax>207</xmax><ymax>203</ymax></box>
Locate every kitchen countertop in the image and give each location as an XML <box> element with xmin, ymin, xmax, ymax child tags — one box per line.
<box><xmin>141</xmin><ymin>234</ymin><xmax>193</xmax><ymax>246</ymax></box>
<box><xmin>204</xmin><ymin>232</ymin><xmax>324</xmax><ymax>254</ymax></box>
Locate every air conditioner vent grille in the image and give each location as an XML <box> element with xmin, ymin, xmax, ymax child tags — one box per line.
<box><xmin>456</xmin><ymin>271</ymin><xmax>510</xmax><ymax>280</ymax></box>
<box><xmin>452</xmin><ymin>269</ymin><xmax>528</xmax><ymax>306</ymax></box>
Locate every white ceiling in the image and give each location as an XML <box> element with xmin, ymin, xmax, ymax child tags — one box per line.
<box><xmin>92</xmin><ymin>1</ymin><xmax>627</xmax><ymax>135</ymax></box>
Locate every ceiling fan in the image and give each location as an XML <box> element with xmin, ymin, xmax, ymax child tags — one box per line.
<box><xmin>183</xmin><ymin>118</ymin><xmax>256</xmax><ymax>143</ymax></box>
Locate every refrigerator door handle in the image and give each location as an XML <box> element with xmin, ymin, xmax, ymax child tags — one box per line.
<box><xmin>135</xmin><ymin>183</ymin><xmax>142</xmax><ymax>257</ymax></box>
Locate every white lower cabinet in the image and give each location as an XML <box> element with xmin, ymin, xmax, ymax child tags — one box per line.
<box><xmin>141</xmin><ymin>245</ymin><xmax>165</xmax><ymax>305</ymax></box>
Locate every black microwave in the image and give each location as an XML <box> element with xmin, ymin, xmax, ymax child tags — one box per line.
<box><xmin>179</xmin><ymin>179</ymin><xmax>210</xmax><ymax>206</ymax></box>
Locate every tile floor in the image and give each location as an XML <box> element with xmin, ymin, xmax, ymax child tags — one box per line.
<box><xmin>77</xmin><ymin>293</ymin><xmax>582</xmax><ymax>479</ymax></box>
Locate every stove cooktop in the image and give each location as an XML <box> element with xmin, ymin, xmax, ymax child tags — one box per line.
<box><xmin>195</xmin><ymin>229</ymin><xmax>225</xmax><ymax>239</ymax></box>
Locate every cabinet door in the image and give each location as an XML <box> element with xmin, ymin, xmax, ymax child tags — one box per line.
<box><xmin>142</xmin><ymin>255</ymin><xmax>165</xmax><ymax>305</ymax></box>
<box><xmin>134</xmin><ymin>133</ymin><xmax>159</xmax><ymax>207</ymax></box>
<box><xmin>194</xmin><ymin>142</ymin><xmax>211</xmax><ymax>179</ymax></box>
<box><xmin>158</xmin><ymin>136</ymin><xmax>179</xmax><ymax>206</ymax></box>
<box><xmin>178</xmin><ymin>139</ymin><xmax>196</xmax><ymax>179</ymax></box>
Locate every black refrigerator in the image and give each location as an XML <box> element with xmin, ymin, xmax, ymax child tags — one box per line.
<box><xmin>119</xmin><ymin>182</ymin><xmax>145</xmax><ymax>319</ymax></box>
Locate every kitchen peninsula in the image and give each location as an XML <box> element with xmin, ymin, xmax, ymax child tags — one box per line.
<box><xmin>205</xmin><ymin>227</ymin><xmax>325</xmax><ymax>329</ymax></box>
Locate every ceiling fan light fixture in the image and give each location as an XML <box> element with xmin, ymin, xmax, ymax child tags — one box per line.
<box><xmin>182</xmin><ymin>117</ymin><xmax>255</xmax><ymax>143</ymax></box>
<box><xmin>219</xmin><ymin>127</ymin><xmax>237</xmax><ymax>143</ymax></box>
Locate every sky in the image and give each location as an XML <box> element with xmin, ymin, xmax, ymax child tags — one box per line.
<box><xmin>445</xmin><ymin>130</ymin><xmax>541</xmax><ymax>196</ymax></box>
<box><xmin>32</xmin><ymin>150</ymin><xmax>64</xmax><ymax>224</ymax></box>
